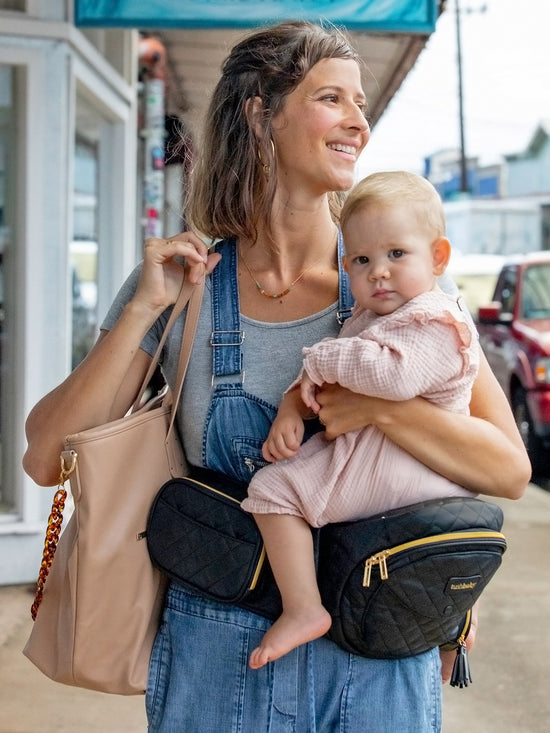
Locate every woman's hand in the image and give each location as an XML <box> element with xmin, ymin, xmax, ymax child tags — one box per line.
<box><xmin>439</xmin><ymin>603</ymin><xmax>478</xmax><ymax>684</ymax></box>
<box><xmin>315</xmin><ymin>382</ymin><xmax>379</xmax><ymax>439</ymax></box>
<box><xmin>135</xmin><ymin>233</ymin><xmax>221</xmax><ymax>316</ymax></box>
<box><xmin>315</xmin><ymin>355</ymin><xmax>531</xmax><ymax>499</ymax></box>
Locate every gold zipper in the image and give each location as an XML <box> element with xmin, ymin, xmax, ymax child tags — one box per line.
<box><xmin>188</xmin><ymin>477</ymin><xmax>266</xmax><ymax>590</ymax></box>
<box><xmin>362</xmin><ymin>530</ymin><xmax>506</xmax><ymax>587</ymax></box>
<box><xmin>456</xmin><ymin>608</ymin><xmax>471</xmax><ymax>647</ymax></box>
<box><xmin>249</xmin><ymin>546</ymin><xmax>266</xmax><ymax>590</ymax></box>
<box><xmin>189</xmin><ymin>477</ymin><xmax>243</xmax><ymax>505</ymax></box>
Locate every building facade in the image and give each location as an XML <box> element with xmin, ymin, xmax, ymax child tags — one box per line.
<box><xmin>0</xmin><ymin>1</ymin><xmax>140</xmax><ymax>582</ymax></box>
<box><xmin>425</xmin><ymin>121</ymin><xmax>550</xmax><ymax>256</ymax></box>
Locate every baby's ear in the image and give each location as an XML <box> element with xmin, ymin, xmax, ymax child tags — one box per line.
<box><xmin>342</xmin><ymin>254</ymin><xmax>349</xmax><ymax>273</ymax></box>
<box><xmin>432</xmin><ymin>237</ymin><xmax>451</xmax><ymax>275</ymax></box>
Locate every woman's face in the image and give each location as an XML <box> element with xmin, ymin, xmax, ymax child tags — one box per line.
<box><xmin>271</xmin><ymin>57</ymin><xmax>370</xmax><ymax>196</ymax></box>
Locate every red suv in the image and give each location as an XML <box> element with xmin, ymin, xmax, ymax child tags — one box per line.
<box><xmin>477</xmin><ymin>252</ymin><xmax>550</xmax><ymax>475</ymax></box>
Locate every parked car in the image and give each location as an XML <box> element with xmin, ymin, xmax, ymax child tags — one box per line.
<box><xmin>447</xmin><ymin>251</ymin><xmax>506</xmax><ymax>317</ymax></box>
<box><xmin>477</xmin><ymin>251</ymin><xmax>550</xmax><ymax>475</ymax></box>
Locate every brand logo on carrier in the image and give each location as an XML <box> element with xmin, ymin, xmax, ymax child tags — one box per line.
<box><xmin>445</xmin><ymin>575</ymin><xmax>481</xmax><ymax>594</ymax></box>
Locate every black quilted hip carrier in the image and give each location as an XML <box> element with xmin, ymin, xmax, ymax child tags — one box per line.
<box><xmin>146</xmin><ymin>467</ymin><xmax>506</xmax><ymax>683</ymax></box>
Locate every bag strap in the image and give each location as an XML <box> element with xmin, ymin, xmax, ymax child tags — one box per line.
<box><xmin>168</xmin><ymin>274</ymin><xmax>204</xmax><ymax>433</ymax></box>
<box><xmin>30</xmin><ymin>459</ymin><xmax>74</xmax><ymax>620</ymax></box>
<box><xmin>131</xmin><ymin>270</ymin><xmax>205</xmax><ymax>423</ymax></box>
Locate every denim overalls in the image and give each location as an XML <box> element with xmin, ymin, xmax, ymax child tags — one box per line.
<box><xmin>202</xmin><ymin>236</ymin><xmax>352</xmax><ymax>483</ymax></box>
<box><xmin>146</xmin><ymin>237</ymin><xmax>442</xmax><ymax>733</ymax></box>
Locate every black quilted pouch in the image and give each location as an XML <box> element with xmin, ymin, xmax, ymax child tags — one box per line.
<box><xmin>147</xmin><ymin>474</ymin><xmax>506</xmax><ymax>686</ymax></box>
<box><xmin>317</xmin><ymin>497</ymin><xmax>506</xmax><ymax>667</ymax></box>
<box><xmin>146</xmin><ymin>468</ymin><xmax>267</xmax><ymax>604</ymax></box>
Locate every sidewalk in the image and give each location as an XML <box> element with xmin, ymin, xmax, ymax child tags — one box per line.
<box><xmin>0</xmin><ymin>484</ymin><xmax>549</xmax><ymax>733</ymax></box>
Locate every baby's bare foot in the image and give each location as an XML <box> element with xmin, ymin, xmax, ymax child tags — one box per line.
<box><xmin>249</xmin><ymin>607</ymin><xmax>331</xmax><ymax>669</ymax></box>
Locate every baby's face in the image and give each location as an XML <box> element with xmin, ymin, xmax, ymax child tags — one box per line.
<box><xmin>342</xmin><ymin>204</ymin><xmax>444</xmax><ymax>315</ymax></box>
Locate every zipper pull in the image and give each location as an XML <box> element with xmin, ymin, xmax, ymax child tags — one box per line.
<box><xmin>363</xmin><ymin>551</ymin><xmax>389</xmax><ymax>587</ymax></box>
<box><xmin>444</xmin><ymin>609</ymin><xmax>473</xmax><ymax>688</ymax></box>
<box><xmin>363</xmin><ymin>558</ymin><xmax>373</xmax><ymax>587</ymax></box>
<box><xmin>449</xmin><ymin>612</ymin><xmax>473</xmax><ymax>689</ymax></box>
<box><xmin>450</xmin><ymin>640</ymin><xmax>472</xmax><ymax>688</ymax></box>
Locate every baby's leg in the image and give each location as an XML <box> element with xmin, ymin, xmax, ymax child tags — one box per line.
<box><xmin>249</xmin><ymin>513</ymin><xmax>331</xmax><ymax>669</ymax></box>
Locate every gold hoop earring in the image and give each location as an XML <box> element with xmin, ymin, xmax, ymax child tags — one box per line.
<box><xmin>258</xmin><ymin>138</ymin><xmax>275</xmax><ymax>177</ymax></box>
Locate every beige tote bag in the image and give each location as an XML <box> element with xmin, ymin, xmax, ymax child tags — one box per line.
<box><xmin>23</xmin><ymin>275</ymin><xmax>204</xmax><ymax>695</ymax></box>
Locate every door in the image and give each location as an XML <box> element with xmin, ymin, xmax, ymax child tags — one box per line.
<box><xmin>0</xmin><ymin>65</ymin><xmax>18</xmax><ymax>519</ymax></box>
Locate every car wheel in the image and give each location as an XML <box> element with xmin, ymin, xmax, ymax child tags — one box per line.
<box><xmin>511</xmin><ymin>386</ymin><xmax>547</xmax><ymax>476</ymax></box>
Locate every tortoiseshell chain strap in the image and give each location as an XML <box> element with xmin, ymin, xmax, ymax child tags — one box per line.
<box><xmin>30</xmin><ymin>452</ymin><xmax>77</xmax><ymax>620</ymax></box>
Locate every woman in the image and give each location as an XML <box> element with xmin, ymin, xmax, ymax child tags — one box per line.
<box><xmin>23</xmin><ymin>21</ymin><xmax>530</xmax><ymax>733</ymax></box>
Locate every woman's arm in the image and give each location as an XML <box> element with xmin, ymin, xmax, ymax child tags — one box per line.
<box><xmin>23</xmin><ymin>234</ymin><xmax>217</xmax><ymax>487</ymax></box>
<box><xmin>23</xmin><ymin>315</ymin><xmax>154</xmax><ymax>486</ymax></box>
<box><xmin>316</xmin><ymin>352</ymin><xmax>531</xmax><ymax>499</ymax></box>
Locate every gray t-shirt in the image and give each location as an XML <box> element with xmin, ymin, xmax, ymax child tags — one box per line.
<box><xmin>101</xmin><ymin>265</ymin><xmax>343</xmax><ymax>467</ymax></box>
<box><xmin>101</xmin><ymin>265</ymin><xmax>466</xmax><ymax>468</ymax></box>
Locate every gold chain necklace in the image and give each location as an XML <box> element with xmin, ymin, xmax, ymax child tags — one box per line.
<box><xmin>239</xmin><ymin>244</ymin><xmax>333</xmax><ymax>300</ymax></box>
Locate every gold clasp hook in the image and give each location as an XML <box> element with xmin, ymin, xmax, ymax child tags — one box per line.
<box><xmin>58</xmin><ymin>450</ymin><xmax>77</xmax><ymax>486</ymax></box>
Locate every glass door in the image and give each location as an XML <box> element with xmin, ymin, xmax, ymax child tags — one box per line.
<box><xmin>69</xmin><ymin>89</ymin><xmax>115</xmax><ymax>369</ymax></box>
<box><xmin>71</xmin><ymin>130</ymin><xmax>99</xmax><ymax>369</ymax></box>
<box><xmin>0</xmin><ymin>65</ymin><xmax>16</xmax><ymax>515</ymax></box>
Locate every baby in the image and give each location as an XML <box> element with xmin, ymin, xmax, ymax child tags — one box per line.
<box><xmin>242</xmin><ymin>171</ymin><xmax>479</xmax><ymax>669</ymax></box>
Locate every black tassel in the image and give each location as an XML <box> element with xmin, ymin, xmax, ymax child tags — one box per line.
<box><xmin>450</xmin><ymin>643</ymin><xmax>472</xmax><ymax>688</ymax></box>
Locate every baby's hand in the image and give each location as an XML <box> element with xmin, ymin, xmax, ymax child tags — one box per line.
<box><xmin>262</xmin><ymin>413</ymin><xmax>304</xmax><ymax>462</ymax></box>
<box><xmin>300</xmin><ymin>372</ymin><xmax>321</xmax><ymax>413</ymax></box>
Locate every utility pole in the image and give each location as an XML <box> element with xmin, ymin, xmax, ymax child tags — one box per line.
<box><xmin>455</xmin><ymin>1</ymin><xmax>487</xmax><ymax>195</ymax></box>
<box><xmin>455</xmin><ymin>0</ymin><xmax>468</xmax><ymax>193</ymax></box>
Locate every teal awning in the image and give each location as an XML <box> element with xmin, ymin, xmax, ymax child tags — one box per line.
<box><xmin>75</xmin><ymin>1</ymin><xmax>437</xmax><ymax>33</ymax></box>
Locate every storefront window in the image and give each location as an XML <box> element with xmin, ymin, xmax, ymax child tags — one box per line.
<box><xmin>71</xmin><ymin>102</ymin><xmax>100</xmax><ymax>368</ymax></box>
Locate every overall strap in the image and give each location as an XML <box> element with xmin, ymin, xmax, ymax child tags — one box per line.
<box><xmin>337</xmin><ymin>229</ymin><xmax>354</xmax><ymax>325</ymax></box>
<box><xmin>209</xmin><ymin>235</ymin><xmax>354</xmax><ymax>382</ymax></box>
<box><xmin>210</xmin><ymin>239</ymin><xmax>245</xmax><ymax>382</ymax></box>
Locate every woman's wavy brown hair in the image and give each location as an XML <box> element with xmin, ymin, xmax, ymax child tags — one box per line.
<box><xmin>185</xmin><ymin>20</ymin><xmax>362</xmax><ymax>244</ymax></box>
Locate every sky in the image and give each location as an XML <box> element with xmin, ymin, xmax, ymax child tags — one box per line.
<box><xmin>357</xmin><ymin>0</ymin><xmax>550</xmax><ymax>177</ymax></box>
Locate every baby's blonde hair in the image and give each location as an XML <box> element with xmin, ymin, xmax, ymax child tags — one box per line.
<box><xmin>340</xmin><ymin>171</ymin><xmax>446</xmax><ymax>239</ymax></box>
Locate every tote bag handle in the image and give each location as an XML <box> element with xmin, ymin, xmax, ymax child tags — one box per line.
<box><xmin>131</xmin><ymin>270</ymin><xmax>205</xmax><ymax>435</ymax></box>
